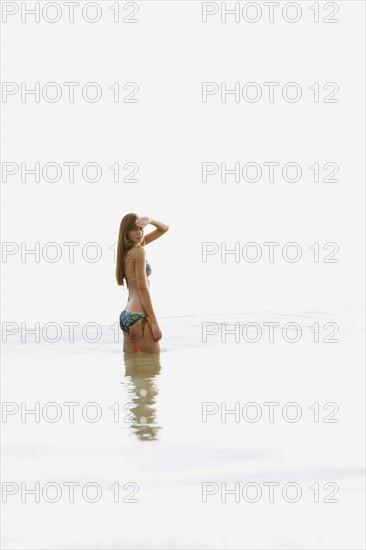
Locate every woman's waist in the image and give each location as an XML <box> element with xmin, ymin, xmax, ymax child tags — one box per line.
<box><xmin>122</xmin><ymin>309</ymin><xmax>148</xmax><ymax>316</ymax></box>
<box><xmin>124</xmin><ymin>297</ymin><xmax>145</xmax><ymax>312</ymax></box>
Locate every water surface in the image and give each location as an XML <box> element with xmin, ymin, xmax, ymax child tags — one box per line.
<box><xmin>2</xmin><ymin>307</ymin><xmax>364</xmax><ymax>549</ymax></box>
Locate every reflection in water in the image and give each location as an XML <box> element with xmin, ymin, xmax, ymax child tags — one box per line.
<box><xmin>122</xmin><ymin>352</ymin><xmax>162</xmax><ymax>441</ymax></box>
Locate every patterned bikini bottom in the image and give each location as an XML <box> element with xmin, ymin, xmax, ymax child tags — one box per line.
<box><xmin>119</xmin><ymin>310</ymin><xmax>148</xmax><ymax>337</ymax></box>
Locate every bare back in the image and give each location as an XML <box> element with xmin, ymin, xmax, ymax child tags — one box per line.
<box><xmin>124</xmin><ymin>245</ymin><xmax>150</xmax><ymax>313</ymax></box>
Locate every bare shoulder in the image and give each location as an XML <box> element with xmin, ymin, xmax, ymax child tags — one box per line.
<box><xmin>126</xmin><ymin>245</ymin><xmax>145</xmax><ymax>261</ymax></box>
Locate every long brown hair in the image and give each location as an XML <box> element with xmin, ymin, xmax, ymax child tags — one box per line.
<box><xmin>116</xmin><ymin>213</ymin><xmax>145</xmax><ymax>287</ymax></box>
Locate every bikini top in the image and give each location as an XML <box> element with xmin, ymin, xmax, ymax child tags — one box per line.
<box><xmin>126</xmin><ymin>259</ymin><xmax>152</xmax><ymax>281</ymax></box>
<box><xmin>145</xmin><ymin>259</ymin><xmax>152</xmax><ymax>277</ymax></box>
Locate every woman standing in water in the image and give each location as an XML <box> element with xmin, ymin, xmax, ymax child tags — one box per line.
<box><xmin>116</xmin><ymin>213</ymin><xmax>169</xmax><ymax>353</ymax></box>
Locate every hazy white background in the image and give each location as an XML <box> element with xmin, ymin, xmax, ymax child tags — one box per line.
<box><xmin>2</xmin><ymin>0</ymin><xmax>364</xmax><ymax>324</ymax></box>
<box><xmin>1</xmin><ymin>2</ymin><xmax>365</xmax><ymax>550</ymax></box>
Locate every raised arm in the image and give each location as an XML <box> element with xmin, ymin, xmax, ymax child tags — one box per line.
<box><xmin>140</xmin><ymin>218</ymin><xmax>169</xmax><ymax>246</ymax></box>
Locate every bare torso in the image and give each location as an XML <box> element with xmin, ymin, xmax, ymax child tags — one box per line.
<box><xmin>123</xmin><ymin>246</ymin><xmax>150</xmax><ymax>314</ymax></box>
